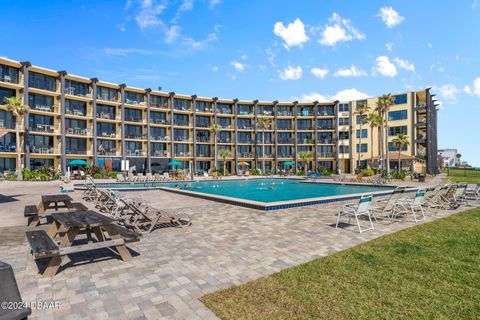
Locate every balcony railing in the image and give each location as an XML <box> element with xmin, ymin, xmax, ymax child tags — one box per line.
<box><xmin>318</xmin><ymin>139</ymin><xmax>334</xmax><ymax>144</ymax></box>
<box><xmin>278</xmin><ymin>154</ymin><xmax>294</xmax><ymax>158</ymax></box>
<box><xmin>150</xmin><ymin>102</ymin><xmax>169</xmax><ymax>109</ymax></box>
<box><xmin>125</xmin><ymin>117</ymin><xmax>143</xmax><ymax>122</ymax></box>
<box><xmin>298</xmin><ymin>127</ymin><xmax>313</xmax><ymax>130</ymax></box>
<box><xmin>317</xmin><ymin>152</ymin><xmax>334</xmax><ymax>158</ymax></box>
<box><xmin>174</xmin><ymin>152</ymin><xmax>192</xmax><ymax>157</ymax></box>
<box><xmin>173</xmin><ymin>121</ymin><xmax>190</xmax><ymax>127</ymax></box>
<box><xmin>32</xmin><ymin>105</ymin><xmax>53</xmax><ymax>112</ymax></box>
<box><xmin>125</xmin><ymin>150</ymin><xmax>145</xmax><ymax>156</ymax></box>
<box><xmin>97</xmin><ymin>93</ymin><xmax>118</xmax><ymax>102</ymax></box>
<box><xmin>150</xmin><ymin>118</ymin><xmax>168</xmax><ymax>125</ymax></box>
<box><xmin>217</xmin><ymin>109</ymin><xmax>232</xmax><ymax>115</ymax></box>
<box><xmin>98</xmin><ymin>132</ymin><xmax>116</xmax><ymax>138</ymax></box>
<box><xmin>64</xmin><ymin>87</ymin><xmax>92</xmax><ymax>98</ymax></box>
<box><xmin>125</xmin><ymin>99</ymin><xmax>145</xmax><ymax>106</ymax></box>
<box><xmin>217</xmin><ymin>138</ymin><xmax>232</xmax><ymax>143</ymax></box>
<box><xmin>66</xmin><ymin>127</ymin><xmax>89</xmax><ymax>135</ymax></box>
<box><xmin>66</xmin><ymin>150</ymin><xmax>87</xmax><ymax>155</ymax></box>
<box><xmin>239</xmin><ymin>153</ymin><xmax>254</xmax><ymax>158</ymax></box>
<box><xmin>152</xmin><ymin>150</ymin><xmax>169</xmax><ymax>157</ymax></box>
<box><xmin>277</xmin><ymin>139</ymin><xmax>293</xmax><ymax>144</ymax></box>
<box><xmin>237</xmin><ymin>140</ymin><xmax>252</xmax><ymax>144</ymax></box>
<box><xmin>278</xmin><ymin>126</ymin><xmax>293</xmax><ymax>130</ymax></box>
<box><xmin>174</xmin><ymin>136</ymin><xmax>191</xmax><ymax>142</ymax></box>
<box><xmin>98</xmin><ymin>148</ymin><xmax>117</xmax><ymax>156</ymax></box>
<box><xmin>237</xmin><ymin>111</ymin><xmax>254</xmax><ymax>116</ymax></box>
<box><xmin>277</xmin><ymin>111</ymin><xmax>293</xmax><ymax>116</ymax></box>
<box><xmin>30</xmin><ymin>124</ymin><xmax>55</xmax><ymax>133</ymax></box>
<box><xmin>196</xmin><ymin>137</ymin><xmax>210</xmax><ymax>143</ymax></box>
<box><xmin>0</xmin><ymin>74</ymin><xmax>19</xmax><ymax>83</ymax></box>
<box><xmin>195</xmin><ymin>107</ymin><xmax>213</xmax><ymax>113</ymax></box>
<box><xmin>96</xmin><ymin>112</ymin><xmax>115</xmax><ymax>120</ymax></box>
<box><xmin>238</xmin><ymin>125</ymin><xmax>253</xmax><ymax>129</ymax></box>
<box><xmin>0</xmin><ymin>143</ymin><xmax>16</xmax><ymax>152</ymax></box>
<box><xmin>125</xmin><ymin>134</ymin><xmax>143</xmax><ymax>140</ymax></box>
<box><xmin>196</xmin><ymin>122</ymin><xmax>210</xmax><ymax>128</ymax></box>
<box><xmin>151</xmin><ymin>136</ymin><xmax>169</xmax><ymax>141</ymax></box>
<box><xmin>297</xmin><ymin>111</ymin><xmax>313</xmax><ymax>116</ymax></box>
<box><xmin>317</xmin><ymin>111</ymin><xmax>334</xmax><ymax>116</ymax></box>
<box><xmin>66</xmin><ymin>109</ymin><xmax>86</xmax><ymax>116</ymax></box>
<box><xmin>318</xmin><ymin>126</ymin><xmax>334</xmax><ymax>130</ymax></box>
<box><xmin>195</xmin><ymin>153</ymin><xmax>211</xmax><ymax>157</ymax></box>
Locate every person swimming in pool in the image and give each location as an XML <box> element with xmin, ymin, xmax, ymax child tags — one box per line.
<box><xmin>174</xmin><ymin>184</ymin><xmax>180</xmax><ymax>189</ymax></box>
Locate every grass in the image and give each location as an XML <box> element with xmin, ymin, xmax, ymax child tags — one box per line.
<box><xmin>443</xmin><ymin>168</ymin><xmax>480</xmax><ymax>184</ymax></box>
<box><xmin>202</xmin><ymin>208</ymin><xmax>480</xmax><ymax>319</ymax></box>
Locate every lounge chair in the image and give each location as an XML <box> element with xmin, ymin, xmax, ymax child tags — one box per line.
<box><xmin>394</xmin><ymin>189</ymin><xmax>427</xmax><ymax>222</ymax></box>
<box><xmin>370</xmin><ymin>186</ymin><xmax>406</xmax><ymax>220</ymax></box>
<box><xmin>145</xmin><ymin>172</ymin><xmax>155</xmax><ymax>181</ymax></box>
<box><xmin>336</xmin><ymin>193</ymin><xmax>375</xmax><ymax>233</ymax></box>
<box><xmin>465</xmin><ymin>183</ymin><xmax>480</xmax><ymax>202</ymax></box>
<box><xmin>163</xmin><ymin>172</ymin><xmax>172</xmax><ymax>181</ymax></box>
<box><xmin>117</xmin><ymin>174</ymin><xmax>125</xmax><ymax>182</ymax></box>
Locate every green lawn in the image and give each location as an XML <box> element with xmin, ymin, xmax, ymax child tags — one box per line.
<box><xmin>444</xmin><ymin>168</ymin><xmax>480</xmax><ymax>184</ymax></box>
<box><xmin>202</xmin><ymin>208</ymin><xmax>480</xmax><ymax>319</ymax></box>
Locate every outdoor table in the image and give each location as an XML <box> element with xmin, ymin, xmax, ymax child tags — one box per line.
<box><xmin>42</xmin><ymin>210</ymin><xmax>132</xmax><ymax>277</ymax></box>
<box><xmin>38</xmin><ymin>194</ymin><xmax>74</xmax><ymax>213</ymax></box>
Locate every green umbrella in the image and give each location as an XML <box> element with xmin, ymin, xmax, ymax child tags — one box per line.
<box><xmin>69</xmin><ymin>159</ymin><xmax>89</xmax><ymax>166</ymax></box>
<box><xmin>168</xmin><ymin>160</ymin><xmax>182</xmax><ymax>167</ymax></box>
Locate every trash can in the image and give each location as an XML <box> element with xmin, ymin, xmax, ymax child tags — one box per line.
<box><xmin>418</xmin><ymin>174</ymin><xmax>426</xmax><ymax>183</ymax></box>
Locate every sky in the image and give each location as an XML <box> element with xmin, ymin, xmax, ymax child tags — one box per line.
<box><xmin>1</xmin><ymin>0</ymin><xmax>479</xmax><ymax>165</ymax></box>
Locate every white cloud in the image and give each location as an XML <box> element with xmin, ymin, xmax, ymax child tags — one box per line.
<box><xmin>209</xmin><ymin>0</ymin><xmax>221</xmax><ymax>9</ymax></box>
<box><xmin>179</xmin><ymin>0</ymin><xmax>194</xmax><ymax>12</ymax></box>
<box><xmin>103</xmin><ymin>48</ymin><xmax>152</xmax><ymax>57</ymax></box>
<box><xmin>473</xmin><ymin>0</ymin><xmax>479</xmax><ymax>8</ymax></box>
<box><xmin>332</xmin><ymin>88</ymin><xmax>369</xmax><ymax>102</ymax></box>
<box><xmin>310</xmin><ymin>67</ymin><xmax>329</xmax><ymax>79</ymax></box>
<box><xmin>231</xmin><ymin>60</ymin><xmax>247</xmax><ymax>71</ymax></box>
<box><xmin>165</xmin><ymin>25</ymin><xmax>181</xmax><ymax>43</ymax></box>
<box><xmin>319</xmin><ymin>13</ymin><xmax>365</xmax><ymax>46</ymax></box>
<box><xmin>134</xmin><ymin>0</ymin><xmax>167</xmax><ymax>30</ymax></box>
<box><xmin>273</xmin><ymin>18</ymin><xmax>309</xmax><ymax>49</ymax></box>
<box><xmin>299</xmin><ymin>92</ymin><xmax>329</xmax><ymax>102</ymax></box>
<box><xmin>385</xmin><ymin>42</ymin><xmax>393</xmax><ymax>51</ymax></box>
<box><xmin>117</xmin><ymin>23</ymin><xmax>126</xmax><ymax>32</ymax></box>
<box><xmin>464</xmin><ymin>85</ymin><xmax>472</xmax><ymax>94</ymax></box>
<box><xmin>211</xmin><ymin>65</ymin><xmax>219</xmax><ymax>72</ymax></box>
<box><xmin>474</xmin><ymin>78</ymin><xmax>480</xmax><ymax>96</ymax></box>
<box><xmin>436</xmin><ymin>84</ymin><xmax>459</xmax><ymax>102</ymax></box>
<box><xmin>334</xmin><ymin>65</ymin><xmax>367</xmax><ymax>77</ymax></box>
<box><xmin>265</xmin><ymin>48</ymin><xmax>277</xmax><ymax>66</ymax></box>
<box><xmin>279</xmin><ymin>66</ymin><xmax>303</xmax><ymax>80</ymax></box>
<box><xmin>374</xmin><ymin>56</ymin><xmax>398</xmax><ymax>77</ymax></box>
<box><xmin>182</xmin><ymin>31</ymin><xmax>218</xmax><ymax>49</ymax></box>
<box><xmin>394</xmin><ymin>57</ymin><xmax>415</xmax><ymax>72</ymax></box>
<box><xmin>240</xmin><ymin>53</ymin><xmax>248</xmax><ymax>60</ymax></box>
<box><xmin>378</xmin><ymin>7</ymin><xmax>405</xmax><ymax>28</ymax></box>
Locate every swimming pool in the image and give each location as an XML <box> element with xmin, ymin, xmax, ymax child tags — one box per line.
<box><xmin>83</xmin><ymin>178</ymin><xmax>396</xmax><ymax>210</ymax></box>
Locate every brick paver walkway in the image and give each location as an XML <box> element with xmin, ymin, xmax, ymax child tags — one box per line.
<box><xmin>0</xmin><ymin>179</ymin><xmax>475</xmax><ymax>319</ymax></box>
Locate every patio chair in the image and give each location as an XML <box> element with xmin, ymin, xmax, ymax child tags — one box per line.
<box><xmin>451</xmin><ymin>183</ymin><xmax>469</xmax><ymax>207</ymax></box>
<box><xmin>423</xmin><ymin>184</ymin><xmax>451</xmax><ymax>210</ymax></box>
<box><xmin>136</xmin><ymin>173</ymin><xmax>146</xmax><ymax>182</ymax></box>
<box><xmin>465</xmin><ymin>183</ymin><xmax>480</xmax><ymax>202</ymax></box>
<box><xmin>370</xmin><ymin>186</ymin><xmax>406</xmax><ymax>220</ymax></box>
<box><xmin>336</xmin><ymin>193</ymin><xmax>375</xmax><ymax>233</ymax></box>
<box><xmin>145</xmin><ymin>172</ymin><xmax>155</xmax><ymax>181</ymax></box>
<box><xmin>393</xmin><ymin>189</ymin><xmax>427</xmax><ymax>223</ymax></box>
<box><xmin>163</xmin><ymin>172</ymin><xmax>172</xmax><ymax>181</ymax></box>
<box><xmin>116</xmin><ymin>174</ymin><xmax>126</xmax><ymax>182</ymax></box>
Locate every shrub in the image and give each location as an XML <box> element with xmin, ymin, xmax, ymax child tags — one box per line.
<box><xmin>37</xmin><ymin>166</ymin><xmax>60</xmax><ymax>180</ymax></box>
<box><xmin>84</xmin><ymin>165</ymin><xmax>105</xmax><ymax>177</ymax></box>
<box><xmin>391</xmin><ymin>169</ymin><xmax>407</xmax><ymax>180</ymax></box>
<box><xmin>297</xmin><ymin>171</ymin><xmax>305</xmax><ymax>176</ymax></box>
<box><xmin>322</xmin><ymin>170</ymin><xmax>334</xmax><ymax>176</ymax></box>
<box><xmin>362</xmin><ymin>167</ymin><xmax>375</xmax><ymax>177</ymax></box>
<box><xmin>249</xmin><ymin>169</ymin><xmax>261</xmax><ymax>175</ymax></box>
<box><xmin>108</xmin><ymin>171</ymin><xmax>121</xmax><ymax>179</ymax></box>
<box><xmin>93</xmin><ymin>173</ymin><xmax>103</xmax><ymax>179</ymax></box>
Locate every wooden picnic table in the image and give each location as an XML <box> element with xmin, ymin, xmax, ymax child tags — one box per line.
<box><xmin>38</xmin><ymin>194</ymin><xmax>74</xmax><ymax>213</ymax></box>
<box><xmin>29</xmin><ymin>210</ymin><xmax>133</xmax><ymax>277</ymax></box>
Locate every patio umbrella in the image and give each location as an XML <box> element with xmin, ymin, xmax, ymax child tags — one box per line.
<box><xmin>168</xmin><ymin>160</ymin><xmax>182</xmax><ymax>167</ymax></box>
<box><xmin>69</xmin><ymin>159</ymin><xmax>89</xmax><ymax>166</ymax></box>
<box><xmin>238</xmin><ymin>161</ymin><xmax>250</xmax><ymax>166</ymax></box>
<box><xmin>283</xmin><ymin>161</ymin><xmax>294</xmax><ymax>166</ymax></box>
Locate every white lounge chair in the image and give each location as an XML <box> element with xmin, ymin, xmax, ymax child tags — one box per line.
<box><xmin>394</xmin><ymin>189</ymin><xmax>427</xmax><ymax>223</ymax></box>
<box><xmin>116</xmin><ymin>174</ymin><xmax>125</xmax><ymax>182</ymax></box>
<box><xmin>336</xmin><ymin>193</ymin><xmax>374</xmax><ymax>233</ymax></box>
<box><xmin>370</xmin><ymin>186</ymin><xmax>406</xmax><ymax>220</ymax></box>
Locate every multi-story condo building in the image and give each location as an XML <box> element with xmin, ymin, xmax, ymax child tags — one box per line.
<box><xmin>0</xmin><ymin>57</ymin><xmax>439</xmax><ymax>175</ymax></box>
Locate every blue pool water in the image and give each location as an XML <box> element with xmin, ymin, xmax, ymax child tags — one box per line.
<box><xmin>92</xmin><ymin>179</ymin><xmax>393</xmax><ymax>203</ymax></box>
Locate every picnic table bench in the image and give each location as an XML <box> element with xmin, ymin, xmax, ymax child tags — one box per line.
<box><xmin>26</xmin><ymin>210</ymin><xmax>141</xmax><ymax>277</ymax></box>
<box><xmin>25</xmin><ymin>195</ymin><xmax>87</xmax><ymax>227</ymax></box>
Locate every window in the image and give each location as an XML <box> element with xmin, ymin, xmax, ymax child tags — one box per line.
<box><xmin>393</xmin><ymin>94</ymin><xmax>407</xmax><ymax>105</ymax></box>
<box><xmin>97</xmin><ymin>87</ymin><xmax>117</xmax><ymax>102</ymax></box>
<box><xmin>356</xmin><ymin>143</ymin><xmax>368</xmax><ymax>153</ymax></box>
<box><xmin>388</xmin><ymin>110</ymin><xmax>408</xmax><ymax>121</ymax></box>
<box><xmin>218</xmin><ymin>118</ymin><xmax>231</xmax><ymax>127</ymax></box>
<box><xmin>0</xmin><ymin>87</ymin><xmax>15</xmax><ymax>103</ymax></box>
<box><xmin>65</xmin><ymin>138</ymin><xmax>87</xmax><ymax>154</ymax></box>
<box><xmin>317</xmin><ymin>119</ymin><xmax>333</xmax><ymax>129</ymax></box>
<box><xmin>0</xmin><ymin>133</ymin><xmax>15</xmax><ymax>152</ymax></box>
<box><xmin>28</xmin><ymin>72</ymin><xmax>56</xmax><ymax>91</ymax></box>
<box><xmin>356</xmin><ymin>129</ymin><xmax>368</xmax><ymax>138</ymax></box>
<box><xmin>96</xmin><ymin>123</ymin><xmax>115</xmax><ymax>136</ymax></box>
<box><xmin>151</xmin><ymin>95</ymin><xmax>168</xmax><ymax>108</ymax></box>
<box><xmin>65</xmin><ymin>80</ymin><xmax>89</xmax><ymax>97</ymax></box>
<box><xmin>173</xmin><ymin>114</ymin><xmax>189</xmax><ymax>126</ymax></box>
<box><xmin>125</xmin><ymin>108</ymin><xmax>142</xmax><ymax>122</ymax></box>
<box><xmin>338</xmin><ymin>103</ymin><xmax>349</xmax><ymax>112</ymax></box>
<box><xmin>65</xmin><ymin>119</ymin><xmax>86</xmax><ymax>130</ymax></box>
<box><xmin>173</xmin><ymin>98</ymin><xmax>190</xmax><ymax>110</ymax></box>
<box><xmin>277</xmin><ymin>119</ymin><xmax>292</xmax><ymax>130</ymax></box>
<box><xmin>195</xmin><ymin>116</ymin><xmax>210</xmax><ymax>128</ymax></box>
<box><xmin>339</xmin><ymin>131</ymin><xmax>349</xmax><ymax>140</ymax></box>
<box><xmin>318</xmin><ymin>161</ymin><xmax>333</xmax><ymax>171</ymax></box>
<box><xmin>389</xmin><ymin>126</ymin><xmax>408</xmax><ymax>136</ymax></box>
<box><xmin>125</xmin><ymin>91</ymin><xmax>144</xmax><ymax>105</ymax></box>
<box><xmin>218</xmin><ymin>103</ymin><xmax>234</xmax><ymax>114</ymax></box>
<box><xmin>0</xmin><ymin>158</ymin><xmax>15</xmax><ymax>171</ymax></box>
<box><xmin>150</xmin><ymin>127</ymin><xmax>166</xmax><ymax>140</ymax></box>
<box><xmin>356</xmin><ymin>115</ymin><xmax>367</xmax><ymax>124</ymax></box>
<box><xmin>339</xmin><ymin>117</ymin><xmax>349</xmax><ymax>126</ymax></box>
<box><xmin>65</xmin><ymin>100</ymin><xmax>86</xmax><ymax>115</ymax></box>
<box><xmin>150</xmin><ymin>111</ymin><xmax>167</xmax><ymax>124</ymax></box>
<box><xmin>0</xmin><ymin>110</ymin><xmax>15</xmax><ymax>129</ymax></box>
<box><xmin>195</xmin><ymin>144</ymin><xmax>210</xmax><ymax>157</ymax></box>
<box><xmin>317</xmin><ymin>106</ymin><xmax>334</xmax><ymax>116</ymax></box>
<box><xmin>125</xmin><ymin>125</ymin><xmax>143</xmax><ymax>139</ymax></box>
<box><xmin>30</xmin><ymin>159</ymin><xmax>53</xmax><ymax>170</ymax></box>
<box><xmin>339</xmin><ymin>145</ymin><xmax>349</xmax><ymax>154</ymax></box>
<box><xmin>256</xmin><ymin>105</ymin><xmax>272</xmax><ymax>116</ymax></box>
<box><xmin>388</xmin><ymin>142</ymin><xmax>408</xmax><ymax>151</ymax></box>
<box><xmin>97</xmin><ymin>105</ymin><xmax>116</xmax><ymax>119</ymax></box>
<box><xmin>297</xmin><ymin>120</ymin><xmax>312</xmax><ymax>130</ymax></box>
<box><xmin>237</xmin><ymin>104</ymin><xmax>253</xmax><ymax>115</ymax></box>
<box><xmin>0</xmin><ymin>64</ymin><xmax>19</xmax><ymax>83</ymax></box>
<box><xmin>28</xmin><ymin>94</ymin><xmax>54</xmax><ymax>111</ymax></box>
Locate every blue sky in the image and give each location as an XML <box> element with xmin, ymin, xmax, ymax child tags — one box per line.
<box><xmin>1</xmin><ymin>0</ymin><xmax>479</xmax><ymax>165</ymax></box>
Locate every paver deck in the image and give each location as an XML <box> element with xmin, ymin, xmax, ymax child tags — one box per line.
<box><xmin>0</xmin><ymin>177</ymin><xmax>476</xmax><ymax>319</ymax></box>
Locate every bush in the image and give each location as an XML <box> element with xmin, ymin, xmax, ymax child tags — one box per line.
<box><xmin>93</xmin><ymin>173</ymin><xmax>103</xmax><ymax>179</ymax></box>
<box><xmin>322</xmin><ymin>170</ymin><xmax>334</xmax><ymax>176</ymax></box>
<box><xmin>84</xmin><ymin>165</ymin><xmax>105</xmax><ymax>177</ymax></box>
<box><xmin>362</xmin><ymin>167</ymin><xmax>375</xmax><ymax>177</ymax></box>
<box><xmin>391</xmin><ymin>169</ymin><xmax>407</xmax><ymax>180</ymax></box>
<box><xmin>249</xmin><ymin>169</ymin><xmax>261</xmax><ymax>175</ymax></box>
<box><xmin>108</xmin><ymin>171</ymin><xmax>121</xmax><ymax>179</ymax></box>
<box><xmin>37</xmin><ymin>166</ymin><xmax>60</xmax><ymax>180</ymax></box>
<box><xmin>297</xmin><ymin>171</ymin><xmax>305</xmax><ymax>176</ymax></box>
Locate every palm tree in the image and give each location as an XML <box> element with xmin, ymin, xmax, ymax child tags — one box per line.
<box><xmin>391</xmin><ymin>133</ymin><xmax>410</xmax><ymax>171</ymax></box>
<box><xmin>375</xmin><ymin>94</ymin><xmax>394</xmax><ymax>175</ymax></box>
<box><xmin>297</xmin><ymin>151</ymin><xmax>313</xmax><ymax>172</ymax></box>
<box><xmin>209</xmin><ymin>123</ymin><xmax>221</xmax><ymax>171</ymax></box>
<box><xmin>354</xmin><ymin>102</ymin><xmax>369</xmax><ymax>171</ymax></box>
<box><xmin>218</xmin><ymin>149</ymin><xmax>232</xmax><ymax>176</ymax></box>
<box><xmin>256</xmin><ymin>116</ymin><xmax>271</xmax><ymax>174</ymax></box>
<box><xmin>366</xmin><ymin>112</ymin><xmax>382</xmax><ymax>166</ymax></box>
<box><xmin>3</xmin><ymin>97</ymin><xmax>29</xmax><ymax>181</ymax></box>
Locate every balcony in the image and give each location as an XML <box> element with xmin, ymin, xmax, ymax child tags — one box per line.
<box><xmin>317</xmin><ymin>152</ymin><xmax>334</xmax><ymax>158</ymax></box>
<box><xmin>150</xmin><ymin>118</ymin><xmax>168</xmax><ymax>125</ymax></box>
<box><xmin>64</xmin><ymin>87</ymin><xmax>92</xmax><ymax>98</ymax></box>
<box><xmin>217</xmin><ymin>138</ymin><xmax>232</xmax><ymax>143</ymax></box>
<box><xmin>318</xmin><ymin>126</ymin><xmax>334</xmax><ymax>130</ymax></box>
<box><xmin>237</xmin><ymin>125</ymin><xmax>253</xmax><ymax>130</ymax></box>
<box><xmin>174</xmin><ymin>136</ymin><xmax>191</xmax><ymax>142</ymax></box>
<box><xmin>96</xmin><ymin>112</ymin><xmax>116</xmax><ymax>120</ymax></box>
<box><xmin>125</xmin><ymin>99</ymin><xmax>145</xmax><ymax>106</ymax></box>
<box><xmin>317</xmin><ymin>111</ymin><xmax>335</xmax><ymax>117</ymax></box>
<box><xmin>97</xmin><ymin>148</ymin><xmax>117</xmax><ymax>156</ymax></box>
<box><xmin>237</xmin><ymin>111</ymin><xmax>254</xmax><ymax>116</ymax></box>
<box><xmin>125</xmin><ymin>134</ymin><xmax>143</xmax><ymax>140</ymax></box>
<box><xmin>277</xmin><ymin>111</ymin><xmax>293</xmax><ymax>117</ymax></box>
<box><xmin>196</xmin><ymin>137</ymin><xmax>210</xmax><ymax>143</ymax></box>
<box><xmin>318</xmin><ymin>139</ymin><xmax>334</xmax><ymax>144</ymax></box>
<box><xmin>151</xmin><ymin>136</ymin><xmax>168</xmax><ymax>142</ymax></box>
<box><xmin>125</xmin><ymin>116</ymin><xmax>143</xmax><ymax>123</ymax></box>
<box><xmin>195</xmin><ymin>107</ymin><xmax>213</xmax><ymax>113</ymax></box>
<box><xmin>29</xmin><ymin>146</ymin><xmax>57</xmax><ymax>154</ymax></box>
<box><xmin>152</xmin><ymin>150</ymin><xmax>169</xmax><ymax>157</ymax></box>
<box><xmin>277</xmin><ymin>126</ymin><xmax>293</xmax><ymax>130</ymax></box>
<box><xmin>196</xmin><ymin>122</ymin><xmax>210</xmax><ymax>128</ymax></box>
<box><xmin>255</xmin><ymin>140</ymin><xmax>273</xmax><ymax>144</ymax></box>
<box><xmin>297</xmin><ymin>127</ymin><xmax>313</xmax><ymax>131</ymax></box>
<box><xmin>297</xmin><ymin>111</ymin><xmax>313</xmax><ymax>117</ymax></box>
<box><xmin>97</xmin><ymin>93</ymin><xmax>118</xmax><ymax>102</ymax></box>
<box><xmin>0</xmin><ymin>142</ymin><xmax>16</xmax><ymax>152</ymax></box>
<box><xmin>174</xmin><ymin>152</ymin><xmax>192</xmax><ymax>157</ymax></box>
<box><xmin>278</xmin><ymin>154</ymin><xmax>294</xmax><ymax>158</ymax></box>
<box><xmin>277</xmin><ymin>139</ymin><xmax>293</xmax><ymax>144</ymax></box>
<box><xmin>98</xmin><ymin>132</ymin><xmax>116</xmax><ymax>138</ymax></box>
<box><xmin>173</xmin><ymin>121</ymin><xmax>190</xmax><ymax>127</ymax></box>
<box><xmin>217</xmin><ymin>108</ymin><xmax>233</xmax><ymax>115</ymax></box>
<box><xmin>32</xmin><ymin>105</ymin><xmax>54</xmax><ymax>113</ymax></box>
<box><xmin>237</xmin><ymin>140</ymin><xmax>252</xmax><ymax>144</ymax></box>
<box><xmin>238</xmin><ymin>152</ymin><xmax>254</xmax><ymax>158</ymax></box>
<box><xmin>257</xmin><ymin>111</ymin><xmax>273</xmax><ymax>116</ymax></box>
<box><xmin>66</xmin><ymin>149</ymin><xmax>88</xmax><ymax>155</ymax></box>
<box><xmin>0</xmin><ymin>74</ymin><xmax>19</xmax><ymax>84</ymax></box>
<box><xmin>125</xmin><ymin>150</ymin><xmax>145</xmax><ymax>157</ymax></box>
<box><xmin>30</xmin><ymin>124</ymin><xmax>55</xmax><ymax>133</ymax></box>
<box><xmin>195</xmin><ymin>153</ymin><xmax>211</xmax><ymax>158</ymax></box>
<box><xmin>66</xmin><ymin>127</ymin><xmax>89</xmax><ymax>136</ymax></box>
<box><xmin>66</xmin><ymin>109</ymin><xmax>86</xmax><ymax>117</ymax></box>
